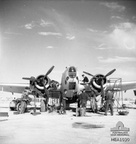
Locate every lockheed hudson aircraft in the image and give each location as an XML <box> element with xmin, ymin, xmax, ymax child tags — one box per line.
<box><xmin>0</xmin><ymin>66</ymin><xmax>136</xmax><ymax>112</ymax></box>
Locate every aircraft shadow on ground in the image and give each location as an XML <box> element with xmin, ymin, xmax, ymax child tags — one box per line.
<box><xmin>70</xmin><ymin>107</ymin><xmax>106</xmax><ymax>117</ymax></box>
<box><xmin>0</xmin><ymin>119</ymin><xmax>8</xmax><ymax>122</ymax></box>
<box><xmin>72</xmin><ymin>122</ymin><xmax>104</xmax><ymax>129</ymax></box>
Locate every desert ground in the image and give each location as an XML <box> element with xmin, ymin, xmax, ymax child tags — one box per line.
<box><xmin>0</xmin><ymin>93</ymin><xmax>136</xmax><ymax>144</ymax></box>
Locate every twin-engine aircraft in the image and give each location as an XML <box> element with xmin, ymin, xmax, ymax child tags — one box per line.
<box><xmin>0</xmin><ymin>66</ymin><xmax>136</xmax><ymax>111</ymax></box>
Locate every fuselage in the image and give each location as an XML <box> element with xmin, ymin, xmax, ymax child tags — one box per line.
<box><xmin>61</xmin><ymin>66</ymin><xmax>84</xmax><ymax>98</ymax></box>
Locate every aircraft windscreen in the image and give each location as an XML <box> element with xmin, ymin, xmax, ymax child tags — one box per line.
<box><xmin>69</xmin><ymin>67</ymin><xmax>76</xmax><ymax>78</ymax></box>
<box><xmin>69</xmin><ymin>67</ymin><xmax>76</xmax><ymax>72</ymax></box>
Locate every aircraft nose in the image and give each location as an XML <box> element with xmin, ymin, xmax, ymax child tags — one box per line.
<box><xmin>68</xmin><ymin>66</ymin><xmax>76</xmax><ymax>78</ymax></box>
<box><xmin>69</xmin><ymin>72</ymin><xmax>76</xmax><ymax>78</ymax></box>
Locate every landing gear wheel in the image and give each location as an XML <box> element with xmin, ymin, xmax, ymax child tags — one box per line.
<box><xmin>16</xmin><ymin>102</ymin><xmax>21</xmax><ymax>111</ymax></box>
<box><xmin>19</xmin><ymin>101</ymin><xmax>27</xmax><ymax>114</ymax></box>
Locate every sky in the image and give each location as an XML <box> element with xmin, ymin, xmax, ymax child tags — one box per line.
<box><xmin>0</xmin><ymin>0</ymin><xmax>136</xmax><ymax>86</ymax></box>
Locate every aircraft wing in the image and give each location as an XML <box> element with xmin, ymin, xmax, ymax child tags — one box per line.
<box><xmin>0</xmin><ymin>83</ymin><xmax>29</xmax><ymax>94</ymax></box>
<box><xmin>106</xmin><ymin>81</ymin><xmax>136</xmax><ymax>91</ymax></box>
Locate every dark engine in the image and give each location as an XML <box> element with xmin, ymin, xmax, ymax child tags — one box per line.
<box><xmin>90</xmin><ymin>74</ymin><xmax>107</xmax><ymax>93</ymax></box>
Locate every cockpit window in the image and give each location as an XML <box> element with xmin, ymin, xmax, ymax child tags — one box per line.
<box><xmin>69</xmin><ymin>67</ymin><xmax>76</xmax><ymax>78</ymax></box>
<box><xmin>69</xmin><ymin>67</ymin><xmax>76</xmax><ymax>72</ymax></box>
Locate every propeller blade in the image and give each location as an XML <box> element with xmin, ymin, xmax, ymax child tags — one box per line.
<box><xmin>22</xmin><ymin>77</ymin><xmax>31</xmax><ymax>80</ymax></box>
<box><xmin>100</xmin><ymin>79</ymin><xmax>105</xmax><ymax>106</ymax></box>
<box><xmin>105</xmin><ymin>69</ymin><xmax>116</xmax><ymax>77</ymax></box>
<box><xmin>101</xmin><ymin>80</ymin><xmax>104</xmax><ymax>97</ymax></box>
<box><xmin>83</xmin><ymin>71</ymin><xmax>94</xmax><ymax>77</ymax></box>
<box><xmin>22</xmin><ymin>76</ymin><xmax>36</xmax><ymax>81</ymax></box>
<box><xmin>45</xmin><ymin>66</ymin><xmax>55</xmax><ymax>77</ymax></box>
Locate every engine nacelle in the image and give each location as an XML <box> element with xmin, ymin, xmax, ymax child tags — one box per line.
<box><xmin>35</xmin><ymin>75</ymin><xmax>50</xmax><ymax>91</ymax></box>
<box><xmin>89</xmin><ymin>74</ymin><xmax>107</xmax><ymax>93</ymax></box>
<box><xmin>34</xmin><ymin>75</ymin><xmax>59</xmax><ymax>92</ymax></box>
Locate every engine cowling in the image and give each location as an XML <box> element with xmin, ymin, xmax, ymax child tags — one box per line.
<box><xmin>34</xmin><ymin>75</ymin><xmax>50</xmax><ymax>91</ymax></box>
<box><xmin>89</xmin><ymin>74</ymin><xmax>107</xmax><ymax>93</ymax></box>
<box><xmin>34</xmin><ymin>75</ymin><xmax>59</xmax><ymax>91</ymax></box>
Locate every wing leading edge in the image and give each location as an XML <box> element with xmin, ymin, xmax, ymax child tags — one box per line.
<box><xmin>106</xmin><ymin>81</ymin><xmax>136</xmax><ymax>91</ymax></box>
<box><xmin>0</xmin><ymin>83</ymin><xmax>29</xmax><ymax>94</ymax></box>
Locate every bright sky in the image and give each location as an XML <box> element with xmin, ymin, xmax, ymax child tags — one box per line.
<box><xmin>0</xmin><ymin>0</ymin><xmax>136</xmax><ymax>84</ymax></box>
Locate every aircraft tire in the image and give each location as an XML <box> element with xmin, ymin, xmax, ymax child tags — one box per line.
<box><xmin>19</xmin><ymin>101</ymin><xmax>27</xmax><ymax>114</ymax></box>
<box><xmin>40</xmin><ymin>100</ymin><xmax>46</xmax><ymax>112</ymax></box>
<box><xmin>9</xmin><ymin>107</ymin><xmax>15</xmax><ymax>111</ymax></box>
<box><xmin>16</xmin><ymin>102</ymin><xmax>21</xmax><ymax>112</ymax></box>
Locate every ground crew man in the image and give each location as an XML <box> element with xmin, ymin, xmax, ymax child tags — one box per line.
<box><xmin>40</xmin><ymin>84</ymin><xmax>50</xmax><ymax>112</ymax></box>
<box><xmin>44</xmin><ymin>87</ymin><xmax>49</xmax><ymax>111</ymax></box>
<box><xmin>89</xmin><ymin>90</ymin><xmax>98</xmax><ymax>113</ymax></box>
<box><xmin>104</xmin><ymin>89</ymin><xmax>114</xmax><ymax>116</ymax></box>
<box><xmin>20</xmin><ymin>88</ymin><xmax>31</xmax><ymax>114</ymax></box>
<box><xmin>82</xmin><ymin>74</ymin><xmax>89</xmax><ymax>83</ymax></box>
<box><xmin>77</xmin><ymin>89</ymin><xmax>88</xmax><ymax>116</ymax></box>
<box><xmin>21</xmin><ymin>88</ymin><xmax>31</xmax><ymax>101</ymax></box>
<box><xmin>76</xmin><ymin>91</ymin><xmax>81</xmax><ymax>116</ymax></box>
<box><xmin>59</xmin><ymin>89</ymin><xmax>67</xmax><ymax>114</ymax></box>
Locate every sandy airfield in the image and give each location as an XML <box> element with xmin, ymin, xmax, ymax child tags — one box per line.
<box><xmin>0</xmin><ymin>104</ymin><xmax>136</xmax><ymax>144</ymax></box>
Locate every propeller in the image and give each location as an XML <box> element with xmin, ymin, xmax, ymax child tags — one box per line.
<box><xmin>101</xmin><ymin>69</ymin><xmax>116</xmax><ymax>106</ymax></box>
<box><xmin>83</xmin><ymin>71</ymin><xmax>94</xmax><ymax>77</ymax></box>
<box><xmin>36</xmin><ymin>66</ymin><xmax>55</xmax><ymax>85</ymax></box>
<box><xmin>44</xmin><ymin>66</ymin><xmax>54</xmax><ymax>78</ymax></box>
<box><xmin>22</xmin><ymin>77</ymin><xmax>31</xmax><ymax>80</ymax></box>
<box><xmin>83</xmin><ymin>69</ymin><xmax>116</xmax><ymax>106</ymax></box>
<box><xmin>22</xmin><ymin>66</ymin><xmax>54</xmax><ymax>81</ymax></box>
<box><xmin>83</xmin><ymin>69</ymin><xmax>116</xmax><ymax>79</ymax></box>
<box><xmin>100</xmin><ymin>79</ymin><xmax>105</xmax><ymax>106</ymax></box>
<box><xmin>22</xmin><ymin>66</ymin><xmax>55</xmax><ymax>89</ymax></box>
<box><xmin>104</xmin><ymin>69</ymin><xmax>116</xmax><ymax>78</ymax></box>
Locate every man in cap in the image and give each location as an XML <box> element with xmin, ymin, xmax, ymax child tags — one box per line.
<box><xmin>59</xmin><ymin>89</ymin><xmax>67</xmax><ymax>114</ymax></box>
<box><xmin>104</xmin><ymin>89</ymin><xmax>114</xmax><ymax>116</ymax></box>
